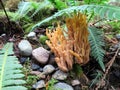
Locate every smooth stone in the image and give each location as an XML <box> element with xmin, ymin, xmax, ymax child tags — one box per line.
<box><xmin>27</xmin><ymin>32</ymin><xmax>36</xmax><ymax>38</ymax></box>
<box><xmin>52</xmin><ymin>70</ymin><xmax>68</xmax><ymax>80</ymax></box>
<box><xmin>33</xmin><ymin>80</ymin><xmax>45</xmax><ymax>89</ymax></box>
<box><xmin>31</xmin><ymin>63</ymin><xmax>40</xmax><ymax>70</ymax></box>
<box><xmin>43</xmin><ymin>64</ymin><xmax>55</xmax><ymax>74</ymax></box>
<box><xmin>71</xmin><ymin>79</ymin><xmax>80</xmax><ymax>86</ymax></box>
<box><xmin>54</xmin><ymin>82</ymin><xmax>74</xmax><ymax>90</ymax></box>
<box><xmin>32</xmin><ymin>47</ymin><xmax>50</xmax><ymax>64</ymax></box>
<box><xmin>18</xmin><ymin>40</ymin><xmax>32</xmax><ymax>56</ymax></box>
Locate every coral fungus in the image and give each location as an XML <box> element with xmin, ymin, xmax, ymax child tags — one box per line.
<box><xmin>46</xmin><ymin>13</ymin><xmax>90</xmax><ymax>72</ymax></box>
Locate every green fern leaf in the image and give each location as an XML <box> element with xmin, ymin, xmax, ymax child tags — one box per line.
<box><xmin>88</xmin><ymin>26</ymin><xmax>105</xmax><ymax>71</ymax></box>
<box><xmin>30</xmin><ymin>0</ymin><xmax>50</xmax><ymax>18</ymax></box>
<box><xmin>0</xmin><ymin>43</ymin><xmax>27</xmax><ymax>90</ymax></box>
<box><xmin>14</xmin><ymin>1</ymin><xmax>32</xmax><ymax>20</ymax></box>
<box><xmin>31</xmin><ymin>5</ymin><xmax>120</xmax><ymax>30</ymax></box>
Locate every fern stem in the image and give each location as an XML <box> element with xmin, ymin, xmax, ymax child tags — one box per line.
<box><xmin>0</xmin><ymin>43</ymin><xmax>10</xmax><ymax>89</ymax></box>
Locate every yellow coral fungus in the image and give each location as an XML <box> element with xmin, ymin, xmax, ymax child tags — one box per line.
<box><xmin>46</xmin><ymin>24</ymin><xmax>73</xmax><ymax>72</ymax></box>
<box><xmin>46</xmin><ymin>13</ymin><xmax>90</xmax><ymax>72</ymax></box>
<box><xmin>66</xmin><ymin>13</ymin><xmax>90</xmax><ymax>65</ymax></box>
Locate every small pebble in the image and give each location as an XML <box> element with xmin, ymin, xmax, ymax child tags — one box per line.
<box><xmin>54</xmin><ymin>82</ymin><xmax>74</xmax><ymax>90</ymax></box>
<box><xmin>33</xmin><ymin>80</ymin><xmax>45</xmax><ymax>89</ymax></box>
<box><xmin>31</xmin><ymin>63</ymin><xmax>40</xmax><ymax>70</ymax></box>
<box><xmin>32</xmin><ymin>47</ymin><xmax>50</xmax><ymax>64</ymax></box>
<box><xmin>71</xmin><ymin>79</ymin><xmax>80</xmax><ymax>86</ymax></box>
<box><xmin>52</xmin><ymin>70</ymin><xmax>68</xmax><ymax>80</ymax></box>
<box><xmin>19</xmin><ymin>57</ymin><xmax>28</xmax><ymax>64</ymax></box>
<box><xmin>27</xmin><ymin>32</ymin><xmax>36</xmax><ymax>38</ymax></box>
<box><xmin>18</xmin><ymin>40</ymin><xmax>32</xmax><ymax>56</ymax></box>
<box><xmin>43</xmin><ymin>64</ymin><xmax>55</xmax><ymax>74</ymax></box>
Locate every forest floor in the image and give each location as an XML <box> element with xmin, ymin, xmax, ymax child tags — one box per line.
<box><xmin>0</xmin><ymin>17</ymin><xmax>120</xmax><ymax>90</ymax></box>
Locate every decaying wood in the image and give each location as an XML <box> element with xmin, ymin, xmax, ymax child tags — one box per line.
<box><xmin>46</xmin><ymin>13</ymin><xmax>90</xmax><ymax>72</ymax></box>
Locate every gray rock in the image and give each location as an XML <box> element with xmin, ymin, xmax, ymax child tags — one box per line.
<box><xmin>19</xmin><ymin>57</ymin><xmax>28</xmax><ymax>64</ymax></box>
<box><xmin>18</xmin><ymin>40</ymin><xmax>32</xmax><ymax>56</ymax></box>
<box><xmin>71</xmin><ymin>79</ymin><xmax>80</xmax><ymax>86</ymax></box>
<box><xmin>54</xmin><ymin>82</ymin><xmax>74</xmax><ymax>90</ymax></box>
<box><xmin>43</xmin><ymin>64</ymin><xmax>55</xmax><ymax>74</ymax></box>
<box><xmin>31</xmin><ymin>63</ymin><xmax>40</xmax><ymax>70</ymax></box>
<box><xmin>33</xmin><ymin>80</ymin><xmax>45</xmax><ymax>89</ymax></box>
<box><xmin>27</xmin><ymin>32</ymin><xmax>36</xmax><ymax>38</ymax></box>
<box><xmin>52</xmin><ymin>70</ymin><xmax>68</xmax><ymax>80</ymax></box>
<box><xmin>116</xmin><ymin>34</ymin><xmax>120</xmax><ymax>40</ymax></box>
<box><xmin>32</xmin><ymin>47</ymin><xmax>50</xmax><ymax>64</ymax></box>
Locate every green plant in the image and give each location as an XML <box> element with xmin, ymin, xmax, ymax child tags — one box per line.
<box><xmin>72</xmin><ymin>63</ymin><xmax>83</xmax><ymax>77</ymax></box>
<box><xmin>39</xmin><ymin>35</ymin><xmax>48</xmax><ymax>44</ymax></box>
<box><xmin>89</xmin><ymin>70</ymin><xmax>103</xmax><ymax>88</ymax></box>
<box><xmin>88</xmin><ymin>26</ymin><xmax>105</xmax><ymax>71</ymax></box>
<box><xmin>0</xmin><ymin>43</ymin><xmax>27</xmax><ymax>90</ymax></box>
<box><xmin>84</xmin><ymin>0</ymin><xmax>109</xmax><ymax>4</ymax></box>
<box><xmin>31</xmin><ymin>5</ymin><xmax>120</xmax><ymax>29</ymax></box>
<box><xmin>26</xmin><ymin>75</ymin><xmax>38</xmax><ymax>89</ymax></box>
<box><xmin>30</xmin><ymin>4</ymin><xmax>120</xmax><ymax>71</ymax></box>
<box><xmin>11</xmin><ymin>0</ymin><xmax>54</xmax><ymax>34</ymax></box>
<box><xmin>48</xmin><ymin>0</ymin><xmax>67</xmax><ymax>10</ymax></box>
<box><xmin>46</xmin><ymin>78</ymin><xmax>58</xmax><ymax>90</ymax></box>
<box><xmin>108</xmin><ymin>21</ymin><xmax>120</xmax><ymax>33</ymax></box>
<box><xmin>13</xmin><ymin>0</ymin><xmax>51</xmax><ymax>20</ymax></box>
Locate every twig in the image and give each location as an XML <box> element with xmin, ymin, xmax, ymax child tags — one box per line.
<box><xmin>92</xmin><ymin>18</ymin><xmax>105</xmax><ymax>26</ymax></box>
<box><xmin>104</xmin><ymin>35</ymin><xmax>118</xmax><ymax>44</ymax></box>
<box><xmin>0</xmin><ymin>0</ymin><xmax>10</xmax><ymax>24</ymax></box>
<box><xmin>0</xmin><ymin>0</ymin><xmax>12</xmax><ymax>35</ymax></box>
<box><xmin>95</xmin><ymin>47</ymin><xmax>120</xmax><ymax>90</ymax></box>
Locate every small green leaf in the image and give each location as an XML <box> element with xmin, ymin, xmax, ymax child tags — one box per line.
<box><xmin>39</xmin><ymin>35</ymin><xmax>48</xmax><ymax>44</ymax></box>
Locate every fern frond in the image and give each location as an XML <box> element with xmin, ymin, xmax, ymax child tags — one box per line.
<box><xmin>14</xmin><ymin>0</ymin><xmax>52</xmax><ymax>20</ymax></box>
<box><xmin>30</xmin><ymin>0</ymin><xmax>50</xmax><ymax>18</ymax></box>
<box><xmin>88</xmin><ymin>26</ymin><xmax>105</xmax><ymax>71</ymax></box>
<box><xmin>31</xmin><ymin>4</ymin><xmax>120</xmax><ymax>30</ymax></box>
<box><xmin>0</xmin><ymin>43</ymin><xmax>27</xmax><ymax>90</ymax></box>
<box><xmin>14</xmin><ymin>1</ymin><xmax>33</xmax><ymax>20</ymax></box>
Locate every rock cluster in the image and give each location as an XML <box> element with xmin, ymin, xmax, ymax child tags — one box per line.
<box><xmin>18</xmin><ymin>32</ymin><xmax>82</xmax><ymax>90</ymax></box>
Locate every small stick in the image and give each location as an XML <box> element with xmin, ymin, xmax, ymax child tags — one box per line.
<box><xmin>95</xmin><ymin>47</ymin><xmax>120</xmax><ymax>90</ymax></box>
